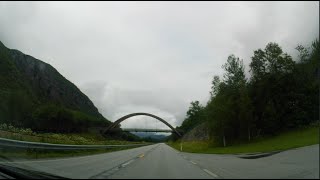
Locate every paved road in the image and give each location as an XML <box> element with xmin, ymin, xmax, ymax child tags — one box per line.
<box><xmin>183</xmin><ymin>144</ymin><xmax>319</xmax><ymax>179</ymax></box>
<box><xmin>0</xmin><ymin>143</ymin><xmax>318</xmax><ymax>179</ymax></box>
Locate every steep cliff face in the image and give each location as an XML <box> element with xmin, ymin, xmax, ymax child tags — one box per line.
<box><xmin>0</xmin><ymin>41</ymin><xmax>33</xmax><ymax>125</ymax></box>
<box><xmin>182</xmin><ymin>122</ymin><xmax>210</xmax><ymax>141</ymax></box>
<box><xmin>9</xmin><ymin>49</ymin><xmax>102</xmax><ymax>118</ymax></box>
<box><xmin>0</xmin><ymin>41</ymin><xmax>109</xmax><ymax>131</ymax></box>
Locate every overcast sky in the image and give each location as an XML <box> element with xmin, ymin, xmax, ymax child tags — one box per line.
<box><xmin>0</xmin><ymin>1</ymin><xmax>319</xmax><ymax>130</ymax></box>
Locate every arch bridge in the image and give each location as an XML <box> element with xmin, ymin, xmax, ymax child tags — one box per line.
<box><xmin>103</xmin><ymin>113</ymin><xmax>182</xmax><ymax>137</ymax></box>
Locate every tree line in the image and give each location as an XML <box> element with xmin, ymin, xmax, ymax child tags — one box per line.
<box><xmin>176</xmin><ymin>40</ymin><xmax>319</xmax><ymax>146</ymax></box>
<box><xmin>0</xmin><ymin>101</ymin><xmax>111</xmax><ymax>134</ymax></box>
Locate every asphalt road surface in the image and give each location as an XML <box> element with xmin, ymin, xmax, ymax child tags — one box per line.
<box><xmin>0</xmin><ymin>143</ymin><xmax>318</xmax><ymax>179</ymax></box>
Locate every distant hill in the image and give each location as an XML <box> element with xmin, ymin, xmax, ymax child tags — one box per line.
<box><xmin>0</xmin><ymin>41</ymin><xmax>111</xmax><ymax>133</ymax></box>
<box><xmin>132</xmin><ymin>132</ymin><xmax>169</xmax><ymax>142</ymax></box>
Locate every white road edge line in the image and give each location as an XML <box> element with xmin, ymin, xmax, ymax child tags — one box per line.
<box><xmin>203</xmin><ymin>169</ymin><xmax>218</xmax><ymax>178</ymax></box>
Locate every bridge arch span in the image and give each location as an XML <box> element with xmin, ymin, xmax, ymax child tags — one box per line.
<box><xmin>104</xmin><ymin>113</ymin><xmax>181</xmax><ymax>137</ymax></box>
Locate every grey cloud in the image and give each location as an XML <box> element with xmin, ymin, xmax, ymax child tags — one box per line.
<box><xmin>0</xmin><ymin>1</ymin><xmax>318</xmax><ymax>128</ymax></box>
<box><xmin>80</xmin><ymin>81</ymin><xmax>188</xmax><ymax>128</ymax></box>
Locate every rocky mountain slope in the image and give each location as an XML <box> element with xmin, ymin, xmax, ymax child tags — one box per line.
<box><xmin>181</xmin><ymin>122</ymin><xmax>210</xmax><ymax>141</ymax></box>
<box><xmin>0</xmin><ymin>41</ymin><xmax>110</xmax><ymax>132</ymax></box>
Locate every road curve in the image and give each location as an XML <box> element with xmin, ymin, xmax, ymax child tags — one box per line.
<box><xmin>0</xmin><ymin>143</ymin><xmax>318</xmax><ymax>179</ymax></box>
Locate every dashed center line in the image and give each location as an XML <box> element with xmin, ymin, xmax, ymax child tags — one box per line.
<box><xmin>203</xmin><ymin>169</ymin><xmax>219</xmax><ymax>178</ymax></box>
<box><xmin>121</xmin><ymin>159</ymin><xmax>135</xmax><ymax>168</ymax></box>
<box><xmin>190</xmin><ymin>161</ymin><xmax>197</xmax><ymax>165</ymax></box>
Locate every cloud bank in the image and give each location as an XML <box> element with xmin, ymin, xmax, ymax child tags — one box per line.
<box><xmin>0</xmin><ymin>1</ymin><xmax>318</xmax><ymax>129</ymax></box>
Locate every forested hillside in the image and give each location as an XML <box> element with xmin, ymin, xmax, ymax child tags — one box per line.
<box><xmin>175</xmin><ymin>40</ymin><xmax>319</xmax><ymax>146</ymax></box>
<box><xmin>0</xmin><ymin>41</ymin><xmax>111</xmax><ymax>133</ymax></box>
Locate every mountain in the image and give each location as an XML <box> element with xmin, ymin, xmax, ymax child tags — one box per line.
<box><xmin>131</xmin><ymin>132</ymin><xmax>169</xmax><ymax>142</ymax></box>
<box><xmin>0</xmin><ymin>41</ymin><xmax>111</xmax><ymax>133</ymax></box>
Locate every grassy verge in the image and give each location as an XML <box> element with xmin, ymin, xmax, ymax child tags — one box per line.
<box><xmin>167</xmin><ymin>126</ymin><xmax>319</xmax><ymax>154</ymax></box>
<box><xmin>0</xmin><ymin>145</ymin><xmax>145</xmax><ymax>160</ymax></box>
<box><xmin>0</xmin><ymin>127</ymin><xmax>143</xmax><ymax>145</ymax></box>
<box><xmin>0</xmin><ymin>130</ymin><xmax>144</xmax><ymax>145</ymax></box>
<box><xmin>0</xmin><ymin>124</ymin><xmax>149</xmax><ymax>159</ymax></box>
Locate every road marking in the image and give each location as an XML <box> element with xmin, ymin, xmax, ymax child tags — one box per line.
<box><xmin>203</xmin><ymin>169</ymin><xmax>219</xmax><ymax>178</ymax></box>
<box><xmin>190</xmin><ymin>160</ymin><xmax>197</xmax><ymax>165</ymax></box>
<box><xmin>121</xmin><ymin>159</ymin><xmax>134</xmax><ymax>168</ymax></box>
<box><xmin>138</xmin><ymin>154</ymin><xmax>145</xmax><ymax>158</ymax></box>
<box><xmin>91</xmin><ymin>158</ymin><xmax>137</xmax><ymax>178</ymax></box>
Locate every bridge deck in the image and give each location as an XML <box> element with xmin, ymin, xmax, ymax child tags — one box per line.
<box><xmin>122</xmin><ymin>128</ymin><xmax>173</xmax><ymax>133</ymax></box>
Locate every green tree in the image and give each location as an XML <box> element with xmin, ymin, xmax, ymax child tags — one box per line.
<box><xmin>179</xmin><ymin>101</ymin><xmax>205</xmax><ymax>133</ymax></box>
<box><xmin>249</xmin><ymin>42</ymin><xmax>296</xmax><ymax>135</ymax></box>
<box><xmin>177</xmin><ymin>39</ymin><xmax>319</xmax><ymax>147</ymax></box>
<box><xmin>207</xmin><ymin>55</ymin><xmax>250</xmax><ymax>146</ymax></box>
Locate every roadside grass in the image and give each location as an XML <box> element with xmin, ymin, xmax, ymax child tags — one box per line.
<box><xmin>0</xmin><ymin>123</ymin><xmax>144</xmax><ymax>145</ymax></box>
<box><xmin>167</xmin><ymin>126</ymin><xmax>319</xmax><ymax>154</ymax></box>
<box><xmin>0</xmin><ymin>130</ymin><xmax>144</xmax><ymax>145</ymax></box>
<box><xmin>0</xmin><ymin>146</ymin><xmax>140</xmax><ymax>160</ymax></box>
<box><xmin>0</xmin><ymin>123</ymin><xmax>150</xmax><ymax>159</ymax></box>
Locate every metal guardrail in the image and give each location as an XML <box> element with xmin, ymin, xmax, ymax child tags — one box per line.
<box><xmin>0</xmin><ymin>137</ymin><xmax>150</xmax><ymax>150</ymax></box>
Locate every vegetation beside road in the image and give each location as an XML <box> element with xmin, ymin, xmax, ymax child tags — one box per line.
<box><xmin>168</xmin><ymin>126</ymin><xmax>319</xmax><ymax>154</ymax></box>
<box><xmin>0</xmin><ymin>123</ymin><xmax>151</xmax><ymax>159</ymax></box>
<box><xmin>0</xmin><ymin>123</ymin><xmax>144</xmax><ymax>145</ymax></box>
<box><xmin>170</xmin><ymin>39</ymin><xmax>319</xmax><ymax>148</ymax></box>
<box><xmin>0</xmin><ymin>146</ymin><xmax>143</xmax><ymax>160</ymax></box>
